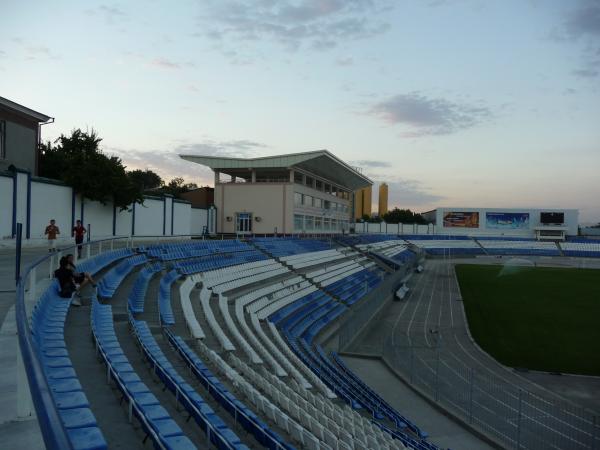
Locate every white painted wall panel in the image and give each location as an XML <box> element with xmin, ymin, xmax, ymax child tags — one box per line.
<box><xmin>173</xmin><ymin>202</ymin><xmax>191</xmax><ymax>235</ymax></box>
<box><xmin>0</xmin><ymin>175</ymin><xmax>13</xmax><ymax>239</ymax></box>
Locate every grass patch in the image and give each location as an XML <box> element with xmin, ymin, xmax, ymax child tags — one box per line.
<box><xmin>455</xmin><ymin>264</ymin><xmax>600</xmax><ymax>376</ymax></box>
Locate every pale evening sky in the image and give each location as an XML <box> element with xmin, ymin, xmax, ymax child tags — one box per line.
<box><xmin>1</xmin><ymin>0</ymin><xmax>599</xmax><ymax>221</ymax></box>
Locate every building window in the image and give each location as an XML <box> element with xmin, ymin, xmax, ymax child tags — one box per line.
<box><xmin>294</xmin><ymin>214</ymin><xmax>304</xmax><ymax>231</ymax></box>
<box><xmin>305</xmin><ymin>216</ymin><xmax>314</xmax><ymax>230</ymax></box>
<box><xmin>236</xmin><ymin>213</ymin><xmax>252</xmax><ymax>233</ymax></box>
<box><xmin>332</xmin><ymin>218</ymin><xmax>338</xmax><ymax>230</ymax></box>
<box><xmin>315</xmin><ymin>180</ymin><xmax>323</xmax><ymax>191</ymax></box>
<box><xmin>0</xmin><ymin>120</ymin><xmax>5</xmax><ymax>160</ymax></box>
<box><xmin>294</xmin><ymin>192</ymin><xmax>303</xmax><ymax>206</ymax></box>
<box><xmin>305</xmin><ymin>176</ymin><xmax>314</xmax><ymax>187</ymax></box>
<box><xmin>294</xmin><ymin>172</ymin><xmax>304</xmax><ymax>184</ymax></box>
<box><xmin>303</xmin><ymin>195</ymin><xmax>313</xmax><ymax>207</ymax></box>
<box><xmin>323</xmin><ymin>218</ymin><xmax>330</xmax><ymax>231</ymax></box>
<box><xmin>314</xmin><ymin>198</ymin><xmax>322</xmax><ymax>208</ymax></box>
<box><xmin>315</xmin><ymin>216</ymin><xmax>322</xmax><ymax>230</ymax></box>
<box><xmin>324</xmin><ymin>183</ymin><xmax>331</xmax><ymax>194</ymax></box>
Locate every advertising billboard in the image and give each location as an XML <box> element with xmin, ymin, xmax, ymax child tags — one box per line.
<box><xmin>443</xmin><ymin>211</ymin><xmax>479</xmax><ymax>228</ymax></box>
<box><xmin>486</xmin><ymin>212</ymin><xmax>530</xmax><ymax>230</ymax></box>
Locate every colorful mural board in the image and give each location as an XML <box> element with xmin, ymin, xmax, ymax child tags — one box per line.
<box><xmin>443</xmin><ymin>211</ymin><xmax>480</xmax><ymax>228</ymax></box>
<box><xmin>486</xmin><ymin>212</ymin><xmax>530</xmax><ymax>229</ymax></box>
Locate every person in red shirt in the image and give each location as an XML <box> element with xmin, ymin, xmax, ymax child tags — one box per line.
<box><xmin>44</xmin><ymin>219</ymin><xmax>60</xmax><ymax>252</ymax></box>
<box><xmin>72</xmin><ymin>220</ymin><xmax>86</xmax><ymax>258</ymax></box>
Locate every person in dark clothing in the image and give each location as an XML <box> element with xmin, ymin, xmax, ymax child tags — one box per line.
<box><xmin>65</xmin><ymin>254</ymin><xmax>96</xmax><ymax>290</ymax></box>
<box><xmin>72</xmin><ymin>220</ymin><xmax>86</xmax><ymax>258</ymax></box>
<box><xmin>54</xmin><ymin>258</ymin><xmax>78</xmax><ymax>302</ymax></box>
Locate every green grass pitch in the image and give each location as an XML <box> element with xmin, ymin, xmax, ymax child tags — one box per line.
<box><xmin>455</xmin><ymin>264</ymin><xmax>600</xmax><ymax>376</ymax></box>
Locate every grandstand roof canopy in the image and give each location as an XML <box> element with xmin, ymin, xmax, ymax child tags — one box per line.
<box><xmin>180</xmin><ymin>150</ymin><xmax>373</xmax><ymax>190</ymax></box>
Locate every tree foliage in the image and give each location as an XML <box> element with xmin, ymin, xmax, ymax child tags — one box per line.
<box><xmin>39</xmin><ymin>129</ymin><xmax>144</xmax><ymax>210</ymax></box>
<box><xmin>161</xmin><ymin>177</ymin><xmax>198</xmax><ymax>197</ymax></box>
<box><xmin>382</xmin><ymin>208</ymin><xmax>429</xmax><ymax>224</ymax></box>
<box><xmin>128</xmin><ymin>169</ymin><xmax>163</xmax><ymax>190</ymax></box>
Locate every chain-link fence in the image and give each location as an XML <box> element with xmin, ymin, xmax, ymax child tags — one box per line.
<box><xmin>379</xmin><ymin>340</ymin><xmax>599</xmax><ymax>450</ymax></box>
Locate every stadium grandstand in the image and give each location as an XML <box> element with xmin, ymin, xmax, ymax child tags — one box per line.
<box><xmin>4</xmin><ymin>153</ymin><xmax>600</xmax><ymax>450</ymax></box>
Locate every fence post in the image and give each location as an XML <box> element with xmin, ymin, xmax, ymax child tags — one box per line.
<box><xmin>516</xmin><ymin>389</ymin><xmax>523</xmax><ymax>450</ymax></box>
<box><xmin>435</xmin><ymin>347</ymin><xmax>440</xmax><ymax>401</ymax></box>
<box><xmin>593</xmin><ymin>415</ymin><xmax>598</xmax><ymax>450</ymax></box>
<box><xmin>468</xmin><ymin>367</ymin><xmax>474</xmax><ymax>424</ymax></box>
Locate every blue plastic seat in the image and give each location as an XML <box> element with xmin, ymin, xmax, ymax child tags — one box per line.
<box><xmin>66</xmin><ymin>426</ymin><xmax>108</xmax><ymax>450</ymax></box>
<box><xmin>54</xmin><ymin>391</ymin><xmax>90</xmax><ymax>410</ymax></box>
<box><xmin>49</xmin><ymin>378</ymin><xmax>82</xmax><ymax>393</ymax></box>
<box><xmin>162</xmin><ymin>435</ymin><xmax>197</xmax><ymax>450</ymax></box>
<box><xmin>153</xmin><ymin>418</ymin><xmax>184</xmax><ymax>438</ymax></box>
<box><xmin>60</xmin><ymin>408</ymin><xmax>98</xmax><ymax>429</ymax></box>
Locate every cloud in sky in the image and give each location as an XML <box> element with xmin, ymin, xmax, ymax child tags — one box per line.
<box><xmin>199</xmin><ymin>0</ymin><xmax>392</xmax><ymax>52</ymax></box>
<box><xmin>107</xmin><ymin>139</ymin><xmax>267</xmax><ymax>184</ymax></box>
<box><xmin>368</xmin><ymin>175</ymin><xmax>444</xmax><ymax>210</ymax></box>
<box><xmin>369</xmin><ymin>92</ymin><xmax>491</xmax><ymax>136</ymax></box>
<box><xmin>565</xmin><ymin>0</ymin><xmax>600</xmax><ymax>38</ymax></box>
<box><xmin>86</xmin><ymin>5</ymin><xmax>127</xmax><ymax>25</ymax></box>
<box><xmin>351</xmin><ymin>159</ymin><xmax>392</xmax><ymax>168</ymax></box>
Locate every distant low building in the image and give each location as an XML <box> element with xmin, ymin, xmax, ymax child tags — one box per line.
<box><xmin>0</xmin><ymin>96</ymin><xmax>53</xmax><ymax>175</ymax></box>
<box><xmin>179</xmin><ymin>186</ymin><xmax>214</xmax><ymax>208</ymax></box>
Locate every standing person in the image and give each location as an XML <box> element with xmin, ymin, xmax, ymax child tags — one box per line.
<box><xmin>72</xmin><ymin>220</ymin><xmax>86</xmax><ymax>258</ymax></box>
<box><xmin>45</xmin><ymin>219</ymin><xmax>60</xmax><ymax>252</ymax></box>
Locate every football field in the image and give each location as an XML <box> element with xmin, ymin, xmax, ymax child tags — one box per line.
<box><xmin>455</xmin><ymin>264</ymin><xmax>600</xmax><ymax>376</ymax></box>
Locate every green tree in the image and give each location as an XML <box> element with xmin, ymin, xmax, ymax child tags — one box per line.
<box><xmin>383</xmin><ymin>208</ymin><xmax>429</xmax><ymax>225</ymax></box>
<box><xmin>39</xmin><ymin>129</ymin><xmax>144</xmax><ymax>210</ymax></box>
<box><xmin>162</xmin><ymin>177</ymin><xmax>198</xmax><ymax>197</ymax></box>
<box><xmin>127</xmin><ymin>169</ymin><xmax>163</xmax><ymax>190</ymax></box>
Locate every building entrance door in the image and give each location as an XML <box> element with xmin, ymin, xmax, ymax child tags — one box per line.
<box><xmin>236</xmin><ymin>213</ymin><xmax>252</xmax><ymax>234</ymax></box>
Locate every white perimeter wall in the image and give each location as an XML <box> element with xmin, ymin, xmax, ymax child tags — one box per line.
<box><xmin>191</xmin><ymin>208</ymin><xmax>208</xmax><ymax>234</ymax></box>
<box><xmin>0</xmin><ymin>173</ymin><xmax>193</xmax><ymax>246</ymax></box>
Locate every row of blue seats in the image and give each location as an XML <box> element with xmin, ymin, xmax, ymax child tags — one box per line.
<box><xmin>424</xmin><ymin>248</ymin><xmax>485</xmax><ymax>256</ymax></box>
<box><xmin>144</xmin><ymin>241</ymin><xmax>253</xmax><ymax>261</ymax></box>
<box><xmin>97</xmin><ymin>254</ymin><xmax>148</xmax><ymax>298</ymax></box>
<box><xmin>91</xmin><ymin>298</ymin><xmax>197</xmax><ymax>449</ymax></box>
<box><xmin>32</xmin><ymin>281</ymin><xmax>108</xmax><ymax>450</ymax></box>
<box><xmin>128</xmin><ymin>263</ymin><xmax>163</xmax><ymax>313</ymax></box>
<box><xmin>158</xmin><ymin>270</ymin><xmax>180</xmax><ymax>325</ymax></box>
<box><xmin>252</xmin><ymin>238</ymin><xmax>332</xmax><ymax>257</ymax></box>
<box><xmin>130</xmin><ymin>319</ymin><xmax>249</xmax><ymax>450</ymax></box>
<box><xmin>165</xmin><ymin>330</ymin><xmax>294</xmax><ymax>450</ymax></box>
<box><xmin>77</xmin><ymin>247</ymin><xmax>134</xmax><ymax>275</ymax></box>
<box><xmin>483</xmin><ymin>249</ymin><xmax>560</xmax><ymax>257</ymax></box>
<box><xmin>173</xmin><ymin>251</ymin><xmax>267</xmax><ymax>275</ymax></box>
<box><xmin>326</xmin><ymin>269</ymin><xmax>384</xmax><ymax>305</ymax></box>
<box><xmin>563</xmin><ymin>250</ymin><xmax>600</xmax><ymax>257</ymax></box>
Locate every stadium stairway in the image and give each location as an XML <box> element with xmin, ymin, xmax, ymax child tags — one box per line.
<box><xmin>471</xmin><ymin>237</ymin><xmax>489</xmax><ymax>255</ymax></box>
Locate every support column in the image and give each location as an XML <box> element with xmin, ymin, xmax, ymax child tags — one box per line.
<box><xmin>251</xmin><ymin>170</ymin><xmax>256</xmax><ymax>183</ymax></box>
<box><xmin>214</xmin><ymin>171</ymin><xmax>220</xmax><ymax>185</ymax></box>
<box><xmin>289</xmin><ymin>169</ymin><xmax>294</xmax><ymax>183</ymax></box>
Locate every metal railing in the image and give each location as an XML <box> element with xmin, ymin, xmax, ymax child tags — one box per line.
<box><xmin>381</xmin><ymin>340</ymin><xmax>599</xmax><ymax>450</ymax></box>
<box><xmin>12</xmin><ymin>229</ymin><xmax>206</xmax><ymax>450</ymax></box>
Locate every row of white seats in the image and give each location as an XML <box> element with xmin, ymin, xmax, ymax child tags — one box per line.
<box><xmin>199</xmin><ymin>287</ymin><xmax>235</xmax><ymax>351</ymax></box>
<box><xmin>256</xmin><ymin>285</ymin><xmax>319</xmax><ymax>320</ymax></box>
<box><xmin>407</xmin><ymin>239</ymin><xmax>480</xmax><ymax>249</ymax></box>
<box><xmin>306</xmin><ymin>257</ymin><xmax>366</xmax><ymax>280</ymax></box>
<box><xmin>249</xmin><ymin>313</ymin><xmax>311</xmax><ymax>388</ymax></box>
<box><xmin>478</xmin><ymin>240</ymin><xmax>558</xmax><ymax>249</ymax></box>
<box><xmin>379</xmin><ymin>244</ymin><xmax>409</xmax><ymax>258</ymax></box>
<box><xmin>235</xmin><ymin>275</ymin><xmax>304</xmax><ymax>310</ymax></box>
<box><xmin>281</xmin><ymin>249</ymin><xmax>339</xmax><ymax>263</ymax></box>
<box><xmin>179</xmin><ymin>277</ymin><xmax>206</xmax><ymax>340</ymax></box>
<box><xmin>230</xmin><ymin>355</ymin><xmax>407</xmax><ymax>450</ymax></box>
<box><xmin>197</xmin><ymin>259</ymin><xmax>280</xmax><ymax>287</ymax></box>
<box><xmin>290</xmin><ymin>252</ymin><xmax>353</xmax><ymax>270</ymax></box>
<box><xmin>211</xmin><ymin>267</ymin><xmax>290</xmax><ymax>294</ymax></box>
<box><xmin>226</xmin><ymin>294</ymin><xmax>286</xmax><ymax>376</ymax></box>
<box><xmin>561</xmin><ymin>242</ymin><xmax>600</xmax><ymax>251</ymax></box>
<box><xmin>267</xmin><ymin>321</ymin><xmax>336</xmax><ymax>399</ymax></box>
<box><xmin>356</xmin><ymin>239</ymin><xmax>405</xmax><ymax>251</ymax></box>
<box><xmin>245</xmin><ymin>281</ymin><xmax>313</xmax><ymax>315</ymax></box>
<box><xmin>311</xmin><ymin>260</ymin><xmax>366</xmax><ymax>284</ymax></box>
<box><xmin>194</xmin><ymin>340</ymin><xmax>326</xmax><ymax>449</ymax></box>
<box><xmin>217</xmin><ymin>293</ymin><xmax>262</xmax><ymax>363</ymax></box>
